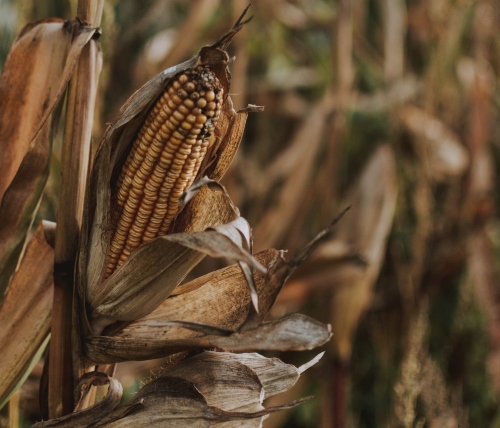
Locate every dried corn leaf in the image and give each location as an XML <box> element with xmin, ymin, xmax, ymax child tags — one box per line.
<box><xmin>202</xmin><ymin>103</ymin><xmax>264</xmax><ymax>182</ymax></box>
<box><xmin>85</xmin><ymin>217</ymin><xmax>342</xmax><ymax>363</ymax></box>
<box><xmin>173</xmin><ymin>180</ymin><xmax>240</xmax><ymax>233</ymax></box>
<box><xmin>164</xmin><ymin>354</ymin><xmax>267</xmax><ymax>415</ymax></box>
<box><xmin>78</xmin><ymin>349</ymin><xmax>320</xmax><ymax>427</ymax></box>
<box><xmin>85</xmin><ymin>313</ymin><xmax>330</xmax><ymax>363</ymax></box>
<box><xmin>0</xmin><ymin>19</ymin><xmax>97</xmax><ymax>296</ymax></box>
<box><xmin>328</xmin><ymin>146</ymin><xmax>398</xmax><ymax>361</ymax></box>
<box><xmin>0</xmin><ymin>222</ymin><xmax>54</xmax><ymax>408</ymax></box>
<box><xmin>33</xmin><ymin>372</ymin><xmax>123</xmax><ymax>428</ymax></box>
<box><xmin>161</xmin><ymin>351</ymin><xmax>324</xmax><ymax>402</ymax></box>
<box><xmin>209</xmin><ymin>313</ymin><xmax>331</xmax><ymax>352</ymax></box>
<box><xmin>99</xmin><ymin>376</ymin><xmax>308</xmax><ymax>427</ymax></box>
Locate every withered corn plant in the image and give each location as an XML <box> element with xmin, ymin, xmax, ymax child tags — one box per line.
<box><xmin>0</xmin><ymin>2</ymin><xmax>335</xmax><ymax>426</ymax></box>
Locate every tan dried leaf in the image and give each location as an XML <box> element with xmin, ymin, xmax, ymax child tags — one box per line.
<box><xmin>160</xmin><ymin>351</ymin><xmax>323</xmax><ymax>410</ymax></box>
<box><xmin>85</xmin><ymin>313</ymin><xmax>330</xmax><ymax>363</ymax></box>
<box><xmin>0</xmin><ymin>222</ymin><xmax>54</xmax><ymax>408</ymax></box>
<box><xmin>95</xmin><ymin>349</ymin><xmax>319</xmax><ymax>427</ymax></box>
<box><xmin>84</xmin><ymin>215</ymin><xmax>344</xmax><ymax>363</ymax></box>
<box><xmin>90</xmin><ymin>215</ymin><xmax>265</xmax><ymax>329</ymax></box>
<box><xmin>329</xmin><ymin>146</ymin><xmax>398</xmax><ymax>361</ymax></box>
<box><xmin>33</xmin><ymin>372</ymin><xmax>123</xmax><ymax>427</ymax></box>
<box><xmin>122</xmin><ymin>249</ymin><xmax>284</xmax><ymax>341</ymax></box>
<box><xmin>99</xmin><ymin>376</ymin><xmax>308</xmax><ymax>427</ymax></box>
<box><xmin>0</xmin><ymin>19</ymin><xmax>97</xmax><ymax>295</ymax></box>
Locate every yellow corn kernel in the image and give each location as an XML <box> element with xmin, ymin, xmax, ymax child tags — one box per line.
<box><xmin>105</xmin><ymin>66</ymin><xmax>224</xmax><ymax>277</ymax></box>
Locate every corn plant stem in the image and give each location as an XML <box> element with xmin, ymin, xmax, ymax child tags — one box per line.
<box><xmin>47</xmin><ymin>0</ymin><xmax>103</xmax><ymax>419</ymax></box>
<box><xmin>8</xmin><ymin>389</ymin><xmax>19</xmax><ymax>428</ymax></box>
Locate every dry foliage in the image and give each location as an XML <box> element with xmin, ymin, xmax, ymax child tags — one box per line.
<box><xmin>2</xmin><ymin>0</ymin><xmax>500</xmax><ymax>427</ymax></box>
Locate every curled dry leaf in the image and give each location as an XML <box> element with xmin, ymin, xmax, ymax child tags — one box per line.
<box><xmin>63</xmin><ymin>351</ymin><xmax>321</xmax><ymax>427</ymax></box>
<box><xmin>99</xmin><ymin>377</ymin><xmax>309</xmax><ymax>428</ymax></box>
<box><xmin>160</xmin><ymin>351</ymin><xmax>322</xmax><ymax>411</ymax></box>
<box><xmin>0</xmin><ymin>19</ymin><xmax>97</xmax><ymax>296</ymax></box>
<box><xmin>0</xmin><ymin>222</ymin><xmax>54</xmax><ymax>409</ymax></box>
<box><xmin>33</xmin><ymin>372</ymin><xmax>123</xmax><ymax>428</ymax></box>
<box><xmin>119</xmin><ymin>249</ymin><xmax>286</xmax><ymax>339</ymax></box>
<box><xmin>87</xmin><ymin>312</ymin><xmax>330</xmax><ymax>364</ymax></box>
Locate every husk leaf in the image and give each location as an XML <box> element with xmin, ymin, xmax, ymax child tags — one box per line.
<box><xmin>161</xmin><ymin>351</ymin><xmax>324</xmax><ymax>402</ymax></box>
<box><xmin>85</xmin><ymin>313</ymin><xmax>331</xmax><ymax>363</ymax></box>
<box><xmin>33</xmin><ymin>372</ymin><xmax>123</xmax><ymax>427</ymax></box>
<box><xmin>90</xmin><ymin>215</ymin><xmax>265</xmax><ymax>326</ymax></box>
<box><xmin>98</xmin><ymin>376</ymin><xmax>309</xmax><ymax>427</ymax></box>
<box><xmin>116</xmin><ymin>249</ymin><xmax>292</xmax><ymax>340</ymax></box>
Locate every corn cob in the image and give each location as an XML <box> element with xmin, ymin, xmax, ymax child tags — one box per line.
<box><xmin>105</xmin><ymin>66</ymin><xmax>223</xmax><ymax>277</ymax></box>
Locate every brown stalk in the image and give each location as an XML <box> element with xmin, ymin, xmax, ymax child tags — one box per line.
<box><xmin>47</xmin><ymin>0</ymin><xmax>103</xmax><ymax>419</ymax></box>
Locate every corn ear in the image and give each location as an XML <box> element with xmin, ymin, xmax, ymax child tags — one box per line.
<box><xmin>77</xmin><ymin>17</ymin><xmax>254</xmax><ymax>339</ymax></box>
<box><xmin>105</xmin><ymin>66</ymin><xmax>223</xmax><ymax>277</ymax></box>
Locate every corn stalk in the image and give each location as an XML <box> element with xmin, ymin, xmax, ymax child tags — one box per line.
<box><xmin>46</xmin><ymin>0</ymin><xmax>104</xmax><ymax>418</ymax></box>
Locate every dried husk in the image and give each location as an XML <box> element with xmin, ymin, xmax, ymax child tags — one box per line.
<box><xmin>39</xmin><ymin>351</ymin><xmax>321</xmax><ymax>427</ymax></box>
<box><xmin>160</xmin><ymin>351</ymin><xmax>324</xmax><ymax>403</ymax></box>
<box><xmin>99</xmin><ymin>378</ymin><xmax>307</xmax><ymax>428</ymax></box>
<box><xmin>0</xmin><ymin>222</ymin><xmax>55</xmax><ymax>408</ymax></box>
<box><xmin>86</xmin><ymin>313</ymin><xmax>330</xmax><ymax>364</ymax></box>
<box><xmin>0</xmin><ymin>19</ymin><xmax>97</xmax><ymax>296</ymax></box>
<box><xmin>33</xmin><ymin>372</ymin><xmax>123</xmax><ymax>428</ymax></box>
<box><xmin>90</xmin><ymin>215</ymin><xmax>265</xmax><ymax>325</ymax></box>
<box><xmin>116</xmin><ymin>249</ymin><xmax>286</xmax><ymax>340</ymax></box>
<box><xmin>84</xmin><ymin>220</ymin><xmax>340</xmax><ymax>363</ymax></box>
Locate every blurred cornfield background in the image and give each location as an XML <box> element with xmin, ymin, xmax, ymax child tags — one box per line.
<box><xmin>1</xmin><ymin>0</ymin><xmax>500</xmax><ymax>427</ymax></box>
